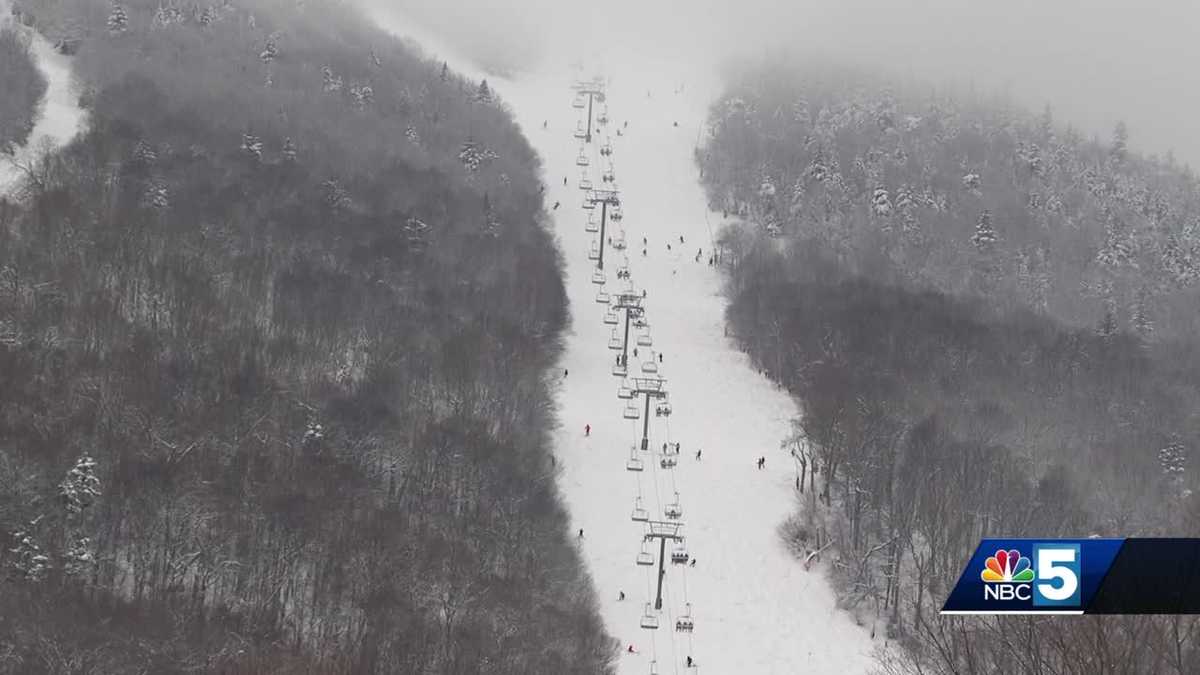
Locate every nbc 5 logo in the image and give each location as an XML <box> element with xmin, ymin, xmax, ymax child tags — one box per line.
<box><xmin>1032</xmin><ymin>543</ymin><xmax>1081</xmax><ymax>607</ymax></box>
<box><xmin>981</xmin><ymin>544</ymin><xmax>1081</xmax><ymax>607</ymax></box>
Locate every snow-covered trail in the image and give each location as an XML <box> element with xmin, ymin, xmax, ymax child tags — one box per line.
<box><xmin>372</xmin><ymin>13</ymin><xmax>877</xmax><ymax>674</ymax></box>
<box><xmin>0</xmin><ymin>0</ymin><xmax>87</xmax><ymax>195</ymax></box>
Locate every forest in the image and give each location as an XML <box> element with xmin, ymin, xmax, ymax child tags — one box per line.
<box><xmin>0</xmin><ymin>23</ymin><xmax>46</xmax><ymax>152</ymax></box>
<box><xmin>0</xmin><ymin>0</ymin><xmax>615</xmax><ymax>672</ymax></box>
<box><xmin>699</xmin><ymin>62</ymin><xmax>1200</xmax><ymax>673</ymax></box>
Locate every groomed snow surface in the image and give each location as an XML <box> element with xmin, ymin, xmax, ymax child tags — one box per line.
<box><xmin>0</xmin><ymin>0</ymin><xmax>87</xmax><ymax>195</ymax></box>
<box><xmin>369</xmin><ymin>13</ymin><xmax>879</xmax><ymax>675</ymax></box>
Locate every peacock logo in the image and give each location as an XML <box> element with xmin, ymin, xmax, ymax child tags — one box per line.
<box><xmin>981</xmin><ymin>549</ymin><xmax>1035</xmax><ymax>583</ymax></box>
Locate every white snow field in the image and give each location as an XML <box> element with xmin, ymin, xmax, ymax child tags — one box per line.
<box><xmin>373</xmin><ymin>11</ymin><xmax>878</xmax><ymax>675</ymax></box>
<box><xmin>0</xmin><ymin>0</ymin><xmax>87</xmax><ymax>195</ymax></box>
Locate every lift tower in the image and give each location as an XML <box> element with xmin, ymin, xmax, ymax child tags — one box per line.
<box><xmin>585</xmin><ymin>188</ymin><xmax>621</xmax><ymax>270</ymax></box>
<box><xmin>572</xmin><ymin>78</ymin><xmax>606</xmax><ymax>143</ymax></box>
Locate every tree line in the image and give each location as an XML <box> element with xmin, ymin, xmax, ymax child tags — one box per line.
<box><xmin>0</xmin><ymin>0</ymin><xmax>615</xmax><ymax>672</ymax></box>
<box><xmin>700</xmin><ymin>61</ymin><xmax>1200</xmax><ymax>674</ymax></box>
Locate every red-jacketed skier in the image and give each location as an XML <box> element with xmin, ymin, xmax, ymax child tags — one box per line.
<box><xmin>585</xmin><ymin>424</ymin><xmax>591</xmax><ymax>436</ymax></box>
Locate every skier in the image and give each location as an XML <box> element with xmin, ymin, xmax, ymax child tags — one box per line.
<box><xmin>627</xmin><ymin>644</ymin><xmax>637</xmax><ymax>654</ymax></box>
<box><xmin>689</xmin><ymin>558</ymin><xmax>696</xmax><ymax>567</ymax></box>
<box><xmin>659</xmin><ymin>353</ymin><xmax>663</xmax><ymax>363</ymax></box>
<box><xmin>673</xmin><ymin>121</ymin><xmax>679</xmax><ymax>127</ymax></box>
<box><xmin>675</xmin><ymin>442</ymin><xmax>681</xmax><ymax>453</ymax></box>
<box><xmin>585</xmin><ymin>424</ymin><xmax>591</xmax><ymax>436</ymax></box>
<box><xmin>553</xmin><ymin>201</ymin><xmax>560</xmax><ymax>210</ymax></box>
<box><xmin>643</xmin><ymin>236</ymin><xmax>648</xmax><ymax>245</ymax></box>
<box><xmin>578</xmin><ymin>528</ymin><xmax>584</xmax><ymax>538</ymax></box>
<box><xmin>695</xmin><ymin>449</ymin><xmax>702</xmax><ymax>460</ymax></box>
<box><xmin>642</xmin><ymin>248</ymin><xmax>647</xmax><ymax>257</ymax></box>
<box><xmin>633</xmin><ymin>348</ymin><xmax>638</xmax><ymax>357</ymax></box>
<box><xmin>563</xmin><ymin>368</ymin><xmax>568</xmax><ymax>377</ymax></box>
<box><xmin>543</xmin><ymin>120</ymin><xmax>547</xmax><ymax>129</ymax></box>
<box><xmin>618</xmin><ymin>591</ymin><xmax>625</xmax><ymax>601</ymax></box>
<box><xmin>679</xmin><ymin>235</ymin><xmax>684</xmax><ymax>244</ymax></box>
<box><xmin>687</xmin><ymin>656</ymin><xmax>694</xmax><ymax>667</ymax></box>
<box><xmin>563</xmin><ymin>176</ymin><xmax>567</xmax><ymax>186</ymax></box>
<box><xmin>667</xmin><ymin>243</ymin><xmax>672</xmax><ymax>251</ymax></box>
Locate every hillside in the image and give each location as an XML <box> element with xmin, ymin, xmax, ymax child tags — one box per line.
<box><xmin>699</xmin><ymin>62</ymin><xmax>1200</xmax><ymax>673</ymax></box>
<box><xmin>0</xmin><ymin>0</ymin><xmax>614</xmax><ymax>672</ymax></box>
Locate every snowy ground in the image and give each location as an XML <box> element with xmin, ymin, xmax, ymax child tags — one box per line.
<box><xmin>0</xmin><ymin>0</ymin><xmax>87</xmax><ymax>195</ymax></box>
<box><xmin>370</xmin><ymin>12</ymin><xmax>877</xmax><ymax>675</ymax></box>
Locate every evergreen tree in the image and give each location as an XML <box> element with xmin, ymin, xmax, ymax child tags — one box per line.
<box><xmin>240</xmin><ymin>133</ymin><xmax>263</xmax><ymax>161</ymax></box>
<box><xmin>107</xmin><ymin>0</ymin><xmax>129</xmax><ymax>33</ymax></box>
<box><xmin>1111</xmin><ymin>120</ymin><xmax>1128</xmax><ymax>163</ymax></box>
<box><xmin>971</xmin><ymin>209</ymin><xmax>998</xmax><ymax>251</ymax></box>
<box><xmin>281</xmin><ymin>136</ymin><xmax>297</xmax><ymax>162</ymax></box>
<box><xmin>59</xmin><ymin>454</ymin><xmax>101</xmax><ymax>515</ymax></box>
<box><xmin>475</xmin><ymin>79</ymin><xmax>493</xmax><ymax>105</ymax></box>
<box><xmin>8</xmin><ymin>526</ymin><xmax>49</xmax><ymax>582</ymax></box>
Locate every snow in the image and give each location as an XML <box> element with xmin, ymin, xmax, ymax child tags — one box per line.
<box><xmin>376</xmin><ymin>11</ymin><xmax>883</xmax><ymax>675</ymax></box>
<box><xmin>0</xmin><ymin>0</ymin><xmax>88</xmax><ymax>196</ymax></box>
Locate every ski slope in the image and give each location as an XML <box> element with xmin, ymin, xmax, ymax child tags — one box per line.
<box><xmin>373</xmin><ymin>12</ymin><xmax>877</xmax><ymax>674</ymax></box>
<box><xmin>0</xmin><ymin>0</ymin><xmax>87</xmax><ymax>195</ymax></box>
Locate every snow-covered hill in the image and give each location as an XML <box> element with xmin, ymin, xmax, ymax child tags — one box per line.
<box><xmin>0</xmin><ymin>0</ymin><xmax>87</xmax><ymax>195</ymax></box>
<box><xmin>372</xmin><ymin>12</ymin><xmax>877</xmax><ymax>674</ymax></box>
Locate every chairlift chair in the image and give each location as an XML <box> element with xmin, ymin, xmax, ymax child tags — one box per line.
<box><xmin>640</xmin><ymin>604</ymin><xmax>659</xmax><ymax>630</ymax></box>
<box><xmin>660</xmin><ymin>455</ymin><xmax>677</xmax><ymax>469</ymax></box>
<box><xmin>601</xmin><ymin>142</ymin><xmax>613</xmax><ymax>157</ymax></box>
<box><xmin>631</xmin><ymin>498</ymin><xmax>649</xmax><ymax>522</ymax></box>
<box><xmin>664</xmin><ymin>493</ymin><xmax>683</xmax><ymax>519</ymax></box>
<box><xmin>591</xmin><ymin>269</ymin><xmax>606</xmax><ymax>285</ymax></box>
<box><xmin>655</xmin><ymin>402</ymin><xmax>672</xmax><ymax>417</ymax></box>
<box><xmin>573</xmin><ymin>122</ymin><xmax>587</xmax><ymax>139</ymax></box>
<box><xmin>603</xmin><ymin>310</ymin><xmax>619</xmax><ymax>325</ymax></box>
<box><xmin>675</xmin><ymin>604</ymin><xmax>695</xmax><ymax>633</ymax></box>
<box><xmin>579</xmin><ymin>176</ymin><xmax>593</xmax><ymax>191</ymax></box>
<box><xmin>612</xmin><ymin>362</ymin><xmax>628</xmax><ymax>377</ymax></box>
<box><xmin>633</xmin><ymin>317</ymin><xmax>648</xmax><ymax>328</ymax></box>
<box><xmin>617</xmin><ymin>383</ymin><xmax>633</xmax><ymax>399</ymax></box>
<box><xmin>636</xmin><ymin>543</ymin><xmax>654</xmax><ymax>566</ymax></box>
<box><xmin>612</xmin><ymin>234</ymin><xmax>627</xmax><ymax>251</ymax></box>
<box><xmin>671</xmin><ymin>543</ymin><xmax>690</xmax><ymax>565</ymax></box>
<box><xmin>582</xmin><ymin>198</ymin><xmax>596</xmax><ymax>210</ymax></box>
<box><xmin>637</xmin><ymin>333</ymin><xmax>653</xmax><ymax>347</ymax></box>
<box><xmin>623</xmin><ymin>404</ymin><xmax>640</xmax><ymax>420</ymax></box>
<box><xmin>608</xmin><ymin>335</ymin><xmax>623</xmax><ymax>350</ymax></box>
<box><xmin>572</xmin><ymin>95</ymin><xmax>586</xmax><ymax>109</ymax></box>
<box><xmin>627</xmin><ymin>448</ymin><xmax>646</xmax><ymax>473</ymax></box>
<box><xmin>610</xmin><ymin>208</ymin><xmax>624</xmax><ymax>223</ymax></box>
<box><xmin>585</xmin><ymin>217</ymin><xmax>600</xmax><ymax>233</ymax></box>
<box><xmin>596</xmin><ymin>290</ymin><xmax>610</xmax><ymax>304</ymax></box>
<box><xmin>576</xmin><ymin>150</ymin><xmax>590</xmax><ymax>167</ymax></box>
<box><xmin>641</xmin><ymin>361</ymin><xmax>659</xmax><ymax>374</ymax></box>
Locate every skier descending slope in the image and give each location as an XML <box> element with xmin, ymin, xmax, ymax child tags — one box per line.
<box><xmin>368</xmin><ymin>9</ymin><xmax>877</xmax><ymax>674</ymax></box>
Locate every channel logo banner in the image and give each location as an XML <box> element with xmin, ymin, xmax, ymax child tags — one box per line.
<box><xmin>942</xmin><ymin>538</ymin><xmax>1200</xmax><ymax>614</ymax></box>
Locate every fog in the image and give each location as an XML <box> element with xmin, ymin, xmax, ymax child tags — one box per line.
<box><xmin>375</xmin><ymin>0</ymin><xmax>1199</xmax><ymax>166</ymax></box>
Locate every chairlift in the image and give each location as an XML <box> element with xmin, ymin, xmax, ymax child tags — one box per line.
<box><xmin>591</xmin><ymin>270</ymin><xmax>606</xmax><ymax>285</ymax></box>
<box><xmin>576</xmin><ymin>150</ymin><xmax>590</xmax><ymax>167</ymax></box>
<box><xmin>587</xmin><ymin>243</ymin><xmax>600</xmax><ymax>260</ymax></box>
<box><xmin>631</xmin><ymin>497</ymin><xmax>649</xmax><ymax>521</ymax></box>
<box><xmin>660</xmin><ymin>456</ymin><xmax>677</xmax><ymax>469</ymax></box>
<box><xmin>603</xmin><ymin>169</ymin><xmax>615</xmax><ymax>183</ymax></box>
<box><xmin>671</xmin><ymin>542</ymin><xmax>690</xmax><ymax>565</ymax></box>
<box><xmin>579</xmin><ymin>176</ymin><xmax>593</xmax><ymax>191</ymax></box>
<box><xmin>612</xmin><ymin>234</ymin><xmax>627</xmax><ymax>251</ymax></box>
<box><xmin>636</xmin><ymin>542</ymin><xmax>654</xmax><ymax>566</ymax></box>
<box><xmin>572</xmin><ymin>95</ymin><xmax>586</xmax><ymax>109</ymax></box>
<box><xmin>596</xmin><ymin>290</ymin><xmax>610</xmax><ymax>304</ymax></box>
<box><xmin>623</xmin><ymin>404</ymin><xmax>640</xmax><ymax>420</ymax></box>
<box><xmin>627</xmin><ymin>452</ymin><xmax>645</xmax><ymax>473</ymax></box>
<box><xmin>612</xmin><ymin>362</ymin><xmax>628</xmax><ymax>377</ymax></box>
<box><xmin>585</xmin><ymin>217</ymin><xmax>600</xmax><ymax>233</ymax></box>
<box><xmin>603</xmin><ymin>310</ymin><xmax>619</xmax><ymax>325</ymax></box>
<box><xmin>640</xmin><ymin>604</ymin><xmax>659</xmax><ymax>630</ymax></box>
<box><xmin>582</xmin><ymin>198</ymin><xmax>596</xmax><ymax>210</ymax></box>
<box><xmin>608</xmin><ymin>335</ymin><xmax>623</xmax><ymax>350</ymax></box>
<box><xmin>675</xmin><ymin>604</ymin><xmax>695</xmax><ymax>633</ymax></box>
<box><xmin>600</xmin><ymin>142</ymin><xmax>613</xmax><ymax>157</ymax></box>
<box><xmin>655</xmin><ymin>402</ymin><xmax>672</xmax><ymax>417</ymax></box>
<box><xmin>637</xmin><ymin>333</ymin><xmax>653</xmax><ymax>347</ymax></box>
<box><xmin>664</xmin><ymin>492</ymin><xmax>683</xmax><ymax>519</ymax></box>
<box><xmin>642</xmin><ymin>361</ymin><xmax>659</xmax><ymax>374</ymax></box>
<box><xmin>633</xmin><ymin>317</ymin><xmax>648</xmax><ymax>328</ymax></box>
<box><xmin>573</xmin><ymin>122</ymin><xmax>587</xmax><ymax>139</ymax></box>
<box><xmin>616</xmin><ymin>265</ymin><xmax>631</xmax><ymax>280</ymax></box>
<box><xmin>650</xmin><ymin>660</ymin><xmax>659</xmax><ymax>675</ymax></box>
<box><xmin>617</xmin><ymin>383</ymin><xmax>633</xmax><ymax>399</ymax></box>
<box><xmin>610</xmin><ymin>208</ymin><xmax>624</xmax><ymax>223</ymax></box>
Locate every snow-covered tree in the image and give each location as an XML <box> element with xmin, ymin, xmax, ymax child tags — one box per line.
<box><xmin>259</xmin><ymin>34</ymin><xmax>280</xmax><ymax>64</ymax></box>
<box><xmin>63</xmin><ymin>536</ymin><xmax>96</xmax><ymax>578</ymax></box>
<box><xmin>132</xmin><ymin>140</ymin><xmax>158</xmax><ymax>166</ymax></box>
<box><xmin>281</xmin><ymin>137</ymin><xmax>297</xmax><ymax>163</ymax></box>
<box><xmin>141</xmin><ymin>180</ymin><xmax>170</xmax><ymax>211</ymax></box>
<box><xmin>322</xmin><ymin>66</ymin><xmax>343</xmax><ymax>93</ymax></box>
<box><xmin>241</xmin><ymin>133</ymin><xmax>263</xmax><ymax>162</ymax></box>
<box><xmin>107</xmin><ymin>1</ymin><xmax>129</xmax><ymax>33</ymax></box>
<box><xmin>458</xmin><ymin>140</ymin><xmax>498</xmax><ymax>172</ymax></box>
<box><xmin>322</xmin><ymin>178</ymin><xmax>349</xmax><ymax>210</ymax></box>
<box><xmin>9</xmin><ymin>526</ymin><xmax>49</xmax><ymax>582</ymax></box>
<box><xmin>971</xmin><ymin>210</ymin><xmax>998</xmax><ymax>251</ymax></box>
<box><xmin>1111</xmin><ymin>121</ymin><xmax>1128</xmax><ymax>164</ymax></box>
<box><xmin>961</xmin><ymin>172</ymin><xmax>981</xmax><ymax>194</ymax></box>
<box><xmin>1159</xmin><ymin>438</ymin><xmax>1187</xmax><ymax>496</ymax></box>
<box><xmin>1131</xmin><ymin>287</ymin><xmax>1154</xmax><ymax>336</ymax></box>
<box><xmin>871</xmin><ymin>185</ymin><xmax>892</xmax><ymax>218</ymax></box>
<box><xmin>404</xmin><ymin>125</ymin><xmax>420</xmax><ymax>146</ymax></box>
<box><xmin>59</xmin><ymin>454</ymin><xmax>101</xmax><ymax>515</ymax></box>
<box><xmin>350</xmin><ymin>84</ymin><xmax>374</xmax><ymax>110</ymax></box>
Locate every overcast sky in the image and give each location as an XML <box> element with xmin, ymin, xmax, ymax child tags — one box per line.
<box><xmin>380</xmin><ymin>0</ymin><xmax>1199</xmax><ymax>166</ymax></box>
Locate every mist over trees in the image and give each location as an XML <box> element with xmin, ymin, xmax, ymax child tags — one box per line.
<box><xmin>0</xmin><ymin>25</ymin><xmax>47</xmax><ymax>152</ymax></box>
<box><xmin>0</xmin><ymin>0</ymin><xmax>615</xmax><ymax>672</ymax></box>
<box><xmin>700</xmin><ymin>62</ymin><xmax>1200</xmax><ymax>673</ymax></box>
